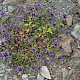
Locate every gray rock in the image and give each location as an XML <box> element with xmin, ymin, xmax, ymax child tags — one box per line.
<box><xmin>66</xmin><ymin>15</ymin><xmax>72</xmax><ymax>26</ymax></box>
<box><xmin>72</xmin><ymin>49</ymin><xmax>80</xmax><ymax>58</ymax></box>
<box><xmin>61</xmin><ymin>68</ymin><xmax>68</xmax><ymax>80</ymax></box>
<box><xmin>78</xmin><ymin>0</ymin><xmax>80</xmax><ymax>5</ymax></box>
<box><xmin>71</xmin><ymin>24</ymin><xmax>80</xmax><ymax>40</ymax></box>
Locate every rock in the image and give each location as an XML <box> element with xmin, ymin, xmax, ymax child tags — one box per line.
<box><xmin>66</xmin><ymin>15</ymin><xmax>72</xmax><ymax>26</ymax></box>
<box><xmin>0</xmin><ymin>74</ymin><xmax>4</xmax><ymax>76</ymax></box>
<box><xmin>61</xmin><ymin>68</ymin><xmax>68</xmax><ymax>80</ymax></box>
<box><xmin>40</xmin><ymin>66</ymin><xmax>51</xmax><ymax>79</ymax></box>
<box><xmin>3</xmin><ymin>0</ymin><xmax>24</xmax><ymax>5</ymax></box>
<box><xmin>71</xmin><ymin>24</ymin><xmax>80</xmax><ymax>40</ymax></box>
<box><xmin>59</xmin><ymin>34</ymin><xmax>73</xmax><ymax>54</ymax></box>
<box><xmin>4</xmin><ymin>75</ymin><xmax>8</xmax><ymax>80</ymax></box>
<box><xmin>13</xmin><ymin>75</ymin><xmax>19</xmax><ymax>80</ymax></box>
<box><xmin>0</xmin><ymin>70</ymin><xmax>5</xmax><ymax>73</ymax></box>
<box><xmin>79</xmin><ymin>0</ymin><xmax>80</xmax><ymax>5</ymax></box>
<box><xmin>77</xmin><ymin>41</ymin><xmax>80</xmax><ymax>48</ymax></box>
<box><xmin>37</xmin><ymin>72</ymin><xmax>44</xmax><ymax>80</ymax></box>
<box><xmin>5</xmin><ymin>69</ymin><xmax>13</xmax><ymax>73</ymax></box>
<box><xmin>22</xmin><ymin>74</ymin><xmax>28</xmax><ymax>80</ymax></box>
<box><xmin>72</xmin><ymin>49</ymin><xmax>80</xmax><ymax>58</ymax></box>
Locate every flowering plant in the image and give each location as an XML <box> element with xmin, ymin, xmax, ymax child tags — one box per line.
<box><xmin>0</xmin><ymin>4</ymin><xmax>66</xmax><ymax>73</ymax></box>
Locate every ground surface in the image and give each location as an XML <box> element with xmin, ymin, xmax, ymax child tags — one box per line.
<box><xmin>0</xmin><ymin>0</ymin><xmax>80</xmax><ymax>80</ymax></box>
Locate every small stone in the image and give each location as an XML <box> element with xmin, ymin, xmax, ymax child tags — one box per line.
<box><xmin>4</xmin><ymin>75</ymin><xmax>8</xmax><ymax>80</ymax></box>
<box><xmin>40</xmin><ymin>66</ymin><xmax>51</xmax><ymax>79</ymax></box>
<box><xmin>0</xmin><ymin>70</ymin><xmax>5</xmax><ymax>73</ymax></box>
<box><xmin>79</xmin><ymin>0</ymin><xmax>80</xmax><ymax>5</ymax></box>
<box><xmin>0</xmin><ymin>74</ymin><xmax>4</xmax><ymax>76</ymax></box>
<box><xmin>37</xmin><ymin>72</ymin><xmax>44</xmax><ymax>80</ymax></box>
<box><xmin>77</xmin><ymin>41</ymin><xmax>80</xmax><ymax>48</ymax></box>
<box><xmin>71</xmin><ymin>24</ymin><xmax>80</xmax><ymax>40</ymax></box>
<box><xmin>59</xmin><ymin>34</ymin><xmax>73</xmax><ymax>54</ymax></box>
<box><xmin>66</xmin><ymin>15</ymin><xmax>72</xmax><ymax>26</ymax></box>
<box><xmin>72</xmin><ymin>49</ymin><xmax>80</xmax><ymax>58</ymax></box>
<box><xmin>22</xmin><ymin>74</ymin><xmax>28</xmax><ymax>79</ymax></box>
<box><xmin>13</xmin><ymin>75</ymin><xmax>19</xmax><ymax>80</ymax></box>
<box><xmin>61</xmin><ymin>68</ymin><xmax>68</xmax><ymax>78</ymax></box>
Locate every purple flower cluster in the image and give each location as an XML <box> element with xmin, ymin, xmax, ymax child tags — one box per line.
<box><xmin>26</xmin><ymin>6</ymin><xmax>33</xmax><ymax>10</ymax></box>
<box><xmin>1</xmin><ymin>52</ymin><xmax>9</xmax><ymax>57</ymax></box>
<box><xmin>30</xmin><ymin>12</ymin><xmax>38</xmax><ymax>17</ymax></box>
<box><xmin>6</xmin><ymin>34</ymin><xmax>12</xmax><ymax>41</ymax></box>
<box><xmin>0</xmin><ymin>10</ymin><xmax>5</xmax><ymax>17</ymax></box>
<box><xmin>31</xmin><ymin>65</ymin><xmax>42</xmax><ymax>70</ymax></box>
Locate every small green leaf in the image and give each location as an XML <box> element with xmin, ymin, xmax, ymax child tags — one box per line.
<box><xmin>47</xmin><ymin>28</ymin><xmax>53</xmax><ymax>34</ymax></box>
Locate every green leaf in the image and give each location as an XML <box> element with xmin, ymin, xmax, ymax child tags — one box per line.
<box><xmin>55</xmin><ymin>18</ymin><xmax>62</xmax><ymax>23</ymax></box>
<box><xmin>47</xmin><ymin>28</ymin><xmax>53</xmax><ymax>34</ymax></box>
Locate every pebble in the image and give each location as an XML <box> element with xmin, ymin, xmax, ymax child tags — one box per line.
<box><xmin>66</xmin><ymin>15</ymin><xmax>72</xmax><ymax>26</ymax></box>
<box><xmin>72</xmin><ymin>49</ymin><xmax>80</xmax><ymax>58</ymax></box>
<box><xmin>71</xmin><ymin>24</ymin><xmax>80</xmax><ymax>40</ymax></box>
<box><xmin>61</xmin><ymin>68</ymin><xmax>68</xmax><ymax>79</ymax></box>
<box><xmin>59</xmin><ymin>34</ymin><xmax>73</xmax><ymax>54</ymax></box>
<box><xmin>0</xmin><ymin>74</ymin><xmax>4</xmax><ymax>76</ymax></box>
<box><xmin>13</xmin><ymin>75</ymin><xmax>19</xmax><ymax>80</ymax></box>
<box><xmin>79</xmin><ymin>0</ymin><xmax>80</xmax><ymax>5</ymax></box>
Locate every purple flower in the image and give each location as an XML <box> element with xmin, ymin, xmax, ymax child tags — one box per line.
<box><xmin>36</xmin><ymin>53</ymin><xmax>41</xmax><ymax>59</ymax></box>
<box><xmin>49</xmin><ymin>51</ymin><xmax>54</xmax><ymax>58</ymax></box>
<box><xmin>58</xmin><ymin>55</ymin><xmax>63</xmax><ymax>60</ymax></box>
<box><xmin>62</xmin><ymin>11</ymin><xmax>67</xmax><ymax>18</ymax></box>
<box><xmin>31</xmin><ymin>66</ymin><xmax>36</xmax><ymax>70</ymax></box>
<box><xmin>59</xmin><ymin>46</ymin><xmax>64</xmax><ymax>50</ymax></box>
<box><xmin>9</xmin><ymin>63</ymin><xmax>14</xmax><ymax>69</ymax></box>
<box><xmin>34</xmin><ymin>4</ymin><xmax>41</xmax><ymax>10</ymax></box>
<box><xmin>49</xmin><ymin>12</ymin><xmax>54</xmax><ymax>16</ymax></box>
<box><xmin>26</xmin><ymin>6</ymin><xmax>33</xmax><ymax>10</ymax></box>
<box><xmin>50</xmin><ymin>53</ymin><xmax>54</xmax><ymax>58</ymax></box>
<box><xmin>0</xmin><ymin>11</ymin><xmax>5</xmax><ymax>17</ymax></box>
<box><xmin>19</xmin><ymin>16</ymin><xmax>24</xmax><ymax>21</ymax></box>
<box><xmin>30</xmin><ymin>12</ymin><xmax>38</xmax><ymax>17</ymax></box>
<box><xmin>3</xmin><ymin>24</ymin><xmax>8</xmax><ymax>28</ymax></box>
<box><xmin>1</xmin><ymin>29</ymin><xmax>6</xmax><ymax>34</ymax></box>
<box><xmin>42</xmin><ymin>48</ymin><xmax>47</xmax><ymax>53</ymax></box>
<box><xmin>42</xmin><ymin>56</ymin><xmax>46</xmax><ymax>60</ymax></box>
<box><xmin>38</xmin><ymin>65</ymin><xmax>42</xmax><ymax>70</ymax></box>
<box><xmin>52</xmin><ymin>38</ymin><xmax>58</xmax><ymax>46</ymax></box>
<box><xmin>58</xmin><ymin>35</ymin><xmax>63</xmax><ymax>41</ymax></box>
<box><xmin>17</xmin><ymin>66</ymin><xmax>23</xmax><ymax>72</ymax></box>
<box><xmin>31</xmin><ymin>48</ymin><xmax>36</xmax><ymax>53</ymax></box>
<box><xmin>26</xmin><ymin>38</ymin><xmax>30</xmax><ymax>43</ymax></box>
<box><xmin>50</xmin><ymin>18</ymin><xmax>55</xmax><ymax>23</ymax></box>
<box><xmin>65</xmin><ymin>29</ymin><xmax>70</xmax><ymax>34</ymax></box>
<box><xmin>51</xmin><ymin>21</ymin><xmax>56</xmax><ymax>26</ymax></box>
<box><xmin>6</xmin><ymin>34</ymin><xmax>12</xmax><ymax>41</ymax></box>
<box><xmin>9</xmin><ymin>52</ymin><xmax>13</xmax><ymax>56</ymax></box>
<box><xmin>19</xmin><ymin>8</ymin><xmax>25</xmax><ymax>14</ymax></box>
<box><xmin>10</xmin><ymin>24</ymin><xmax>15</xmax><ymax>29</ymax></box>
